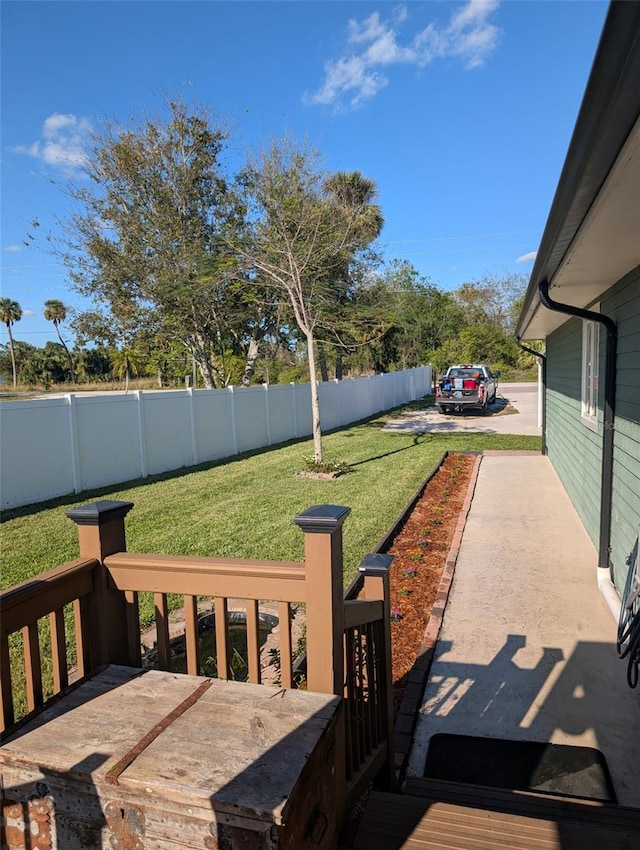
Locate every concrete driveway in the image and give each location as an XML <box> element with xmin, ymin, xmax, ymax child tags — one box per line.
<box><xmin>383</xmin><ymin>382</ymin><xmax>542</xmax><ymax>437</ymax></box>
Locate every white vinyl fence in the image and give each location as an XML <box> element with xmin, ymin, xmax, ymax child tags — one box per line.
<box><xmin>1</xmin><ymin>366</ymin><xmax>432</xmax><ymax>509</ymax></box>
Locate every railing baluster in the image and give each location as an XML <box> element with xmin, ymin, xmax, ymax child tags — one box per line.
<box><xmin>184</xmin><ymin>595</ymin><xmax>199</xmax><ymax>676</ymax></box>
<box><xmin>0</xmin><ymin>638</ymin><xmax>14</xmax><ymax>732</ymax></box>
<box><xmin>124</xmin><ymin>591</ymin><xmax>141</xmax><ymax>667</ymax></box>
<box><xmin>49</xmin><ymin>609</ymin><xmax>68</xmax><ymax>693</ymax></box>
<box><xmin>214</xmin><ymin>597</ymin><xmax>229</xmax><ymax>678</ymax></box>
<box><xmin>155</xmin><ymin>593</ymin><xmax>170</xmax><ymax>671</ymax></box>
<box><xmin>344</xmin><ymin>629</ymin><xmax>356</xmax><ymax>778</ymax></box>
<box><xmin>22</xmin><ymin>623</ymin><xmax>43</xmax><ymax>712</ymax></box>
<box><xmin>363</xmin><ymin>622</ymin><xmax>374</xmax><ymax>754</ymax></box>
<box><xmin>245</xmin><ymin>601</ymin><xmax>260</xmax><ymax>684</ymax></box>
<box><xmin>371</xmin><ymin>622</ymin><xmax>382</xmax><ymax>746</ymax></box>
<box><xmin>278</xmin><ymin>602</ymin><xmax>293</xmax><ymax>689</ymax></box>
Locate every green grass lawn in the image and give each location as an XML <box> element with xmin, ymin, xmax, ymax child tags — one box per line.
<box><xmin>2</xmin><ymin>404</ymin><xmax>540</xmax><ymax>595</ymax></box>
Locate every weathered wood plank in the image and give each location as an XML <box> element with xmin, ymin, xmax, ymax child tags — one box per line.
<box><xmin>0</xmin><ymin>666</ymin><xmax>341</xmax><ymax>847</ymax></box>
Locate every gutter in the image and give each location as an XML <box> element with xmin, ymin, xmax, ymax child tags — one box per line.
<box><xmin>515</xmin><ymin>339</ymin><xmax>547</xmax><ymax>456</ymax></box>
<box><xmin>538</xmin><ymin>280</ymin><xmax>620</xmax><ymax>619</ymax></box>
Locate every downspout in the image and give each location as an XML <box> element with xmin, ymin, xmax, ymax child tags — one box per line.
<box><xmin>515</xmin><ymin>338</ymin><xmax>547</xmax><ymax>456</ymax></box>
<box><xmin>538</xmin><ymin>279</ymin><xmax>620</xmax><ymax>621</ymax></box>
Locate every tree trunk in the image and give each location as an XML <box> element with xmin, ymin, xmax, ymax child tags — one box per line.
<box><xmin>318</xmin><ymin>344</ymin><xmax>329</xmax><ymax>382</ymax></box>
<box><xmin>306</xmin><ymin>332</ymin><xmax>323</xmax><ymax>464</ymax></box>
<box><xmin>6</xmin><ymin>324</ymin><xmax>17</xmax><ymax>389</ymax></box>
<box><xmin>242</xmin><ymin>337</ymin><xmax>260</xmax><ymax>387</ymax></box>
<box><xmin>335</xmin><ymin>346</ymin><xmax>343</xmax><ymax>381</ymax></box>
<box><xmin>187</xmin><ymin>336</ymin><xmax>216</xmax><ymax>389</ymax></box>
<box><xmin>54</xmin><ymin>322</ymin><xmax>75</xmax><ymax>383</ymax></box>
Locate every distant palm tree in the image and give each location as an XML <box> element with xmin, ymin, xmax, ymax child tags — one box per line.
<box><xmin>110</xmin><ymin>346</ymin><xmax>145</xmax><ymax>392</ymax></box>
<box><xmin>324</xmin><ymin>172</ymin><xmax>384</xmax><ymax>378</ymax></box>
<box><xmin>43</xmin><ymin>299</ymin><xmax>75</xmax><ymax>383</ymax></box>
<box><xmin>0</xmin><ymin>298</ymin><xmax>23</xmax><ymax>389</ymax></box>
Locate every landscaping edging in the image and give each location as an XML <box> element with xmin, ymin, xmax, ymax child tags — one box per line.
<box><xmin>391</xmin><ymin>452</ymin><xmax>483</xmax><ymax>784</ymax></box>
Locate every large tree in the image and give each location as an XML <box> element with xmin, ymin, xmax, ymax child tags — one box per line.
<box><xmin>322</xmin><ymin>171</ymin><xmax>384</xmax><ymax>379</ymax></box>
<box><xmin>0</xmin><ymin>298</ymin><xmax>22</xmax><ymax>389</ymax></box>
<box><xmin>61</xmin><ymin>100</ymin><xmax>247</xmax><ymax>389</ymax></box>
<box><xmin>233</xmin><ymin>138</ymin><xmax>381</xmax><ymax>463</ymax></box>
<box><xmin>43</xmin><ymin>299</ymin><xmax>75</xmax><ymax>382</ymax></box>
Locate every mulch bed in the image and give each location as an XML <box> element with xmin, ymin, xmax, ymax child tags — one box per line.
<box><xmin>385</xmin><ymin>452</ymin><xmax>477</xmax><ymax>715</ymax></box>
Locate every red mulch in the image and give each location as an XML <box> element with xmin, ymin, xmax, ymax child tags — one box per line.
<box><xmin>385</xmin><ymin>452</ymin><xmax>476</xmax><ymax>714</ymax></box>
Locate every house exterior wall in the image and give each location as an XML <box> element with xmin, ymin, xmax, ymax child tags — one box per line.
<box><xmin>546</xmin><ymin>317</ymin><xmax>603</xmax><ymax>552</ymax></box>
<box><xmin>545</xmin><ymin>265</ymin><xmax>640</xmax><ymax>592</ymax></box>
<box><xmin>601</xmin><ymin>265</ymin><xmax>640</xmax><ymax>590</ymax></box>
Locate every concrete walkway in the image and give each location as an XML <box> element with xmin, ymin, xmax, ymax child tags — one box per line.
<box><xmin>406</xmin><ymin>453</ymin><xmax>640</xmax><ymax>808</ymax></box>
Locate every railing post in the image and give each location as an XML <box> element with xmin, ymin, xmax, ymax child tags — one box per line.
<box><xmin>294</xmin><ymin>505</ymin><xmax>350</xmax><ymax>695</ymax></box>
<box><xmin>66</xmin><ymin>500</ymin><xmax>134</xmax><ymax>669</ymax></box>
<box><xmin>359</xmin><ymin>553</ymin><xmax>395</xmax><ymax>790</ymax></box>
<box><xmin>294</xmin><ymin>504</ymin><xmax>350</xmax><ymax>826</ymax></box>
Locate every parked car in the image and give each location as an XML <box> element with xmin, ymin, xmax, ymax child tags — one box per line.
<box><xmin>435</xmin><ymin>364</ymin><xmax>500</xmax><ymax>414</ymax></box>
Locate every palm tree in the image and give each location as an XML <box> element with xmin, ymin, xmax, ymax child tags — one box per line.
<box><xmin>0</xmin><ymin>298</ymin><xmax>23</xmax><ymax>389</ymax></box>
<box><xmin>43</xmin><ymin>299</ymin><xmax>75</xmax><ymax>383</ymax></box>
<box><xmin>324</xmin><ymin>172</ymin><xmax>384</xmax><ymax>378</ymax></box>
<box><xmin>110</xmin><ymin>346</ymin><xmax>145</xmax><ymax>392</ymax></box>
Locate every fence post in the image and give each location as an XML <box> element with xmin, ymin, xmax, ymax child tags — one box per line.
<box><xmin>134</xmin><ymin>390</ymin><xmax>147</xmax><ymax>479</ymax></box>
<box><xmin>66</xmin><ymin>500</ymin><xmax>134</xmax><ymax>669</ymax></box>
<box><xmin>290</xmin><ymin>382</ymin><xmax>298</xmax><ymax>438</ymax></box>
<box><xmin>359</xmin><ymin>552</ymin><xmax>395</xmax><ymax>789</ymax></box>
<box><xmin>295</xmin><ymin>504</ymin><xmax>350</xmax><ymax>823</ymax></box>
<box><xmin>66</xmin><ymin>393</ymin><xmax>81</xmax><ymax>494</ymax></box>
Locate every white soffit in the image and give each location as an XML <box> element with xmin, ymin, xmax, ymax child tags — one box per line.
<box><xmin>527</xmin><ymin>116</ymin><xmax>640</xmax><ymax>339</ymax></box>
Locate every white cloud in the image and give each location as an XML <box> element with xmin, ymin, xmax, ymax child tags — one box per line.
<box><xmin>3</xmin><ymin>244</ymin><xmax>22</xmax><ymax>253</ymax></box>
<box><xmin>517</xmin><ymin>251</ymin><xmax>538</xmax><ymax>263</ymax></box>
<box><xmin>307</xmin><ymin>1</ymin><xmax>501</xmax><ymax>109</ymax></box>
<box><xmin>14</xmin><ymin>112</ymin><xmax>91</xmax><ymax>171</ymax></box>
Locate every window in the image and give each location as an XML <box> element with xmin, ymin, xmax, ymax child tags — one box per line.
<box><xmin>581</xmin><ymin>317</ymin><xmax>600</xmax><ymax>428</ymax></box>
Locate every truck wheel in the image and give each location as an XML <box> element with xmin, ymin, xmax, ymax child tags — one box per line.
<box><xmin>438</xmin><ymin>405</ymin><xmax>447</xmax><ymax>414</ymax></box>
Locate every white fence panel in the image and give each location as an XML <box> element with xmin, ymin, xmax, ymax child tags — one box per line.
<box><xmin>352</xmin><ymin>376</ymin><xmax>372</xmax><ymax>421</ymax></box>
<box><xmin>267</xmin><ymin>384</ymin><xmax>296</xmax><ymax>446</ymax></box>
<box><xmin>292</xmin><ymin>382</ymin><xmax>313</xmax><ymax>437</ymax></box>
<box><xmin>74</xmin><ymin>395</ymin><xmax>142</xmax><ymax>490</ymax></box>
<box><xmin>192</xmin><ymin>389</ymin><xmax>236</xmax><ymax>462</ymax></box>
<box><xmin>141</xmin><ymin>391</ymin><xmax>193</xmax><ymax>476</ymax></box>
<box><xmin>1</xmin><ymin>365</ymin><xmax>431</xmax><ymax>509</ymax></box>
<box><xmin>233</xmin><ymin>386</ymin><xmax>269</xmax><ymax>453</ymax></box>
<box><xmin>0</xmin><ymin>398</ymin><xmax>75</xmax><ymax>507</ymax></box>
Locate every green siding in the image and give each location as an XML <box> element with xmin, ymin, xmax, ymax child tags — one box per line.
<box><xmin>545</xmin><ymin>265</ymin><xmax>640</xmax><ymax>594</ymax></box>
<box><xmin>546</xmin><ymin>318</ymin><xmax>602</xmax><ymax>551</ymax></box>
<box><xmin>602</xmin><ymin>266</ymin><xmax>640</xmax><ymax>590</ymax></box>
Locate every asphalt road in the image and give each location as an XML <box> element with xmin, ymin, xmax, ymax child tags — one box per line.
<box><xmin>382</xmin><ymin>381</ymin><xmax>542</xmax><ymax>436</ymax></box>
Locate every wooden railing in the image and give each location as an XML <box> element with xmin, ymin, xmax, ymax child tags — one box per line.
<box><xmin>0</xmin><ymin>557</ymin><xmax>98</xmax><ymax>730</ymax></box>
<box><xmin>0</xmin><ymin>499</ymin><xmax>395</xmax><ymax>818</ymax></box>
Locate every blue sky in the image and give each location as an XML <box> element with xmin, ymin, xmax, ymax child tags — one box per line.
<box><xmin>1</xmin><ymin>0</ymin><xmax>609</xmax><ymax>347</ymax></box>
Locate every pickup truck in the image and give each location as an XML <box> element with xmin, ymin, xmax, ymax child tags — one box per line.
<box><xmin>435</xmin><ymin>364</ymin><xmax>500</xmax><ymax>414</ymax></box>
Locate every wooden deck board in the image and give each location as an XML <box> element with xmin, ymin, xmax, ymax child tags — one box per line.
<box><xmin>352</xmin><ymin>789</ymin><xmax>640</xmax><ymax>850</ymax></box>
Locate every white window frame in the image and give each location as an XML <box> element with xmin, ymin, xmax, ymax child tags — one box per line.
<box><xmin>581</xmin><ymin>312</ymin><xmax>600</xmax><ymax>431</ymax></box>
